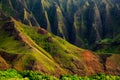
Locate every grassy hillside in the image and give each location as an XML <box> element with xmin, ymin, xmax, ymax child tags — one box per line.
<box><xmin>0</xmin><ymin>16</ymin><xmax>120</xmax><ymax>76</ymax></box>
<box><xmin>0</xmin><ymin>17</ymin><xmax>67</xmax><ymax>75</ymax></box>
<box><xmin>11</xmin><ymin>17</ymin><xmax>85</xmax><ymax>74</ymax></box>
<box><xmin>0</xmin><ymin>17</ymin><xmax>86</xmax><ymax>76</ymax></box>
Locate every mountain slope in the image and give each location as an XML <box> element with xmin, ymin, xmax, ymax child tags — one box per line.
<box><xmin>0</xmin><ymin>16</ymin><xmax>65</xmax><ymax>76</ymax></box>
<box><xmin>0</xmin><ymin>12</ymin><xmax>120</xmax><ymax>76</ymax></box>
<box><xmin>0</xmin><ymin>0</ymin><xmax>120</xmax><ymax>49</ymax></box>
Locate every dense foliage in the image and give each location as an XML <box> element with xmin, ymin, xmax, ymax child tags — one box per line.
<box><xmin>94</xmin><ymin>36</ymin><xmax>120</xmax><ymax>53</ymax></box>
<box><xmin>0</xmin><ymin>69</ymin><xmax>120</xmax><ymax>80</ymax></box>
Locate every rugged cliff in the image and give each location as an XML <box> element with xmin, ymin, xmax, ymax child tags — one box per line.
<box><xmin>0</xmin><ymin>0</ymin><xmax>120</xmax><ymax>76</ymax></box>
<box><xmin>0</xmin><ymin>0</ymin><xmax>120</xmax><ymax>49</ymax></box>
<box><xmin>0</xmin><ymin>11</ymin><xmax>120</xmax><ymax>76</ymax></box>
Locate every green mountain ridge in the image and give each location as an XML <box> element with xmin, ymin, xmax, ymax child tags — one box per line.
<box><xmin>0</xmin><ymin>13</ymin><xmax>120</xmax><ymax>76</ymax></box>
<box><xmin>0</xmin><ymin>0</ymin><xmax>120</xmax><ymax>77</ymax></box>
<box><xmin>0</xmin><ymin>0</ymin><xmax>120</xmax><ymax>50</ymax></box>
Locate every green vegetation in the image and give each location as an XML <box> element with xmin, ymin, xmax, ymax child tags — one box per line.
<box><xmin>0</xmin><ymin>2</ymin><xmax>14</xmax><ymax>16</ymax></box>
<box><xmin>61</xmin><ymin>74</ymin><xmax>120</xmax><ymax>80</ymax></box>
<box><xmin>0</xmin><ymin>69</ymin><xmax>58</xmax><ymax>80</ymax></box>
<box><xmin>0</xmin><ymin>26</ymin><xmax>30</xmax><ymax>54</ymax></box>
<box><xmin>0</xmin><ymin>18</ymin><xmax>64</xmax><ymax>73</ymax></box>
<box><xmin>0</xmin><ymin>69</ymin><xmax>24</xmax><ymax>80</ymax></box>
<box><xmin>0</xmin><ymin>69</ymin><xmax>120</xmax><ymax>80</ymax></box>
<box><xmin>95</xmin><ymin>37</ymin><xmax>120</xmax><ymax>53</ymax></box>
<box><xmin>0</xmin><ymin>0</ymin><xmax>120</xmax><ymax>78</ymax></box>
<box><xmin>99</xmin><ymin>38</ymin><xmax>112</xmax><ymax>44</ymax></box>
<box><xmin>11</xmin><ymin>18</ymin><xmax>84</xmax><ymax>73</ymax></box>
<box><xmin>0</xmin><ymin>17</ymin><xmax>85</xmax><ymax>75</ymax></box>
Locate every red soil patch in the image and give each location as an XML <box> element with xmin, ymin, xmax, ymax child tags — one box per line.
<box><xmin>30</xmin><ymin>61</ymin><xmax>65</xmax><ymax>77</ymax></box>
<box><xmin>82</xmin><ymin>50</ymin><xmax>104</xmax><ymax>75</ymax></box>
<box><xmin>82</xmin><ymin>50</ymin><xmax>97</xmax><ymax>61</ymax></box>
<box><xmin>33</xmin><ymin>61</ymin><xmax>49</xmax><ymax>73</ymax></box>
<box><xmin>37</xmin><ymin>27</ymin><xmax>48</xmax><ymax>34</ymax></box>
<box><xmin>106</xmin><ymin>54</ymin><xmax>120</xmax><ymax>75</ymax></box>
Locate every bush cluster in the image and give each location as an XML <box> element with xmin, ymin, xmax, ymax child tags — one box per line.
<box><xmin>0</xmin><ymin>69</ymin><xmax>120</xmax><ymax>80</ymax></box>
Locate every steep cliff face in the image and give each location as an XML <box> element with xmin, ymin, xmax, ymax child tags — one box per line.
<box><xmin>0</xmin><ymin>0</ymin><xmax>120</xmax><ymax>49</ymax></box>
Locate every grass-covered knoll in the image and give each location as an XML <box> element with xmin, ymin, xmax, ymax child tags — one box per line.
<box><xmin>0</xmin><ymin>69</ymin><xmax>120</xmax><ymax>80</ymax></box>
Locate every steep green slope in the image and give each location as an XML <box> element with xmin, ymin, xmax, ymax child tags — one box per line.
<box><xmin>0</xmin><ymin>16</ymin><xmax>86</xmax><ymax>76</ymax></box>
<box><xmin>0</xmin><ymin>13</ymin><xmax>120</xmax><ymax>76</ymax></box>
<box><xmin>0</xmin><ymin>17</ymin><xmax>66</xmax><ymax>76</ymax></box>
<box><xmin>11</xmin><ymin>17</ymin><xmax>86</xmax><ymax>75</ymax></box>
<box><xmin>0</xmin><ymin>0</ymin><xmax>120</xmax><ymax>76</ymax></box>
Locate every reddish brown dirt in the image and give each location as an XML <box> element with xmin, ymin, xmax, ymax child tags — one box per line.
<box><xmin>0</xmin><ymin>55</ymin><xmax>9</xmax><ymax>70</ymax></box>
<box><xmin>25</xmin><ymin>60</ymin><xmax>49</xmax><ymax>74</ymax></box>
<box><xmin>37</xmin><ymin>27</ymin><xmax>48</xmax><ymax>34</ymax></box>
<box><xmin>106</xmin><ymin>54</ymin><xmax>120</xmax><ymax>75</ymax></box>
<box><xmin>81</xmin><ymin>50</ymin><xmax>104</xmax><ymax>75</ymax></box>
<box><xmin>0</xmin><ymin>49</ymin><xmax>120</xmax><ymax>76</ymax></box>
<box><xmin>72</xmin><ymin>60</ymin><xmax>86</xmax><ymax>76</ymax></box>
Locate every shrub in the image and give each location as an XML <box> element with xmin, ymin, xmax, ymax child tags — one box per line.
<box><xmin>0</xmin><ymin>69</ymin><xmax>120</xmax><ymax>80</ymax></box>
<box><xmin>0</xmin><ymin>69</ymin><xmax>22</xmax><ymax>79</ymax></box>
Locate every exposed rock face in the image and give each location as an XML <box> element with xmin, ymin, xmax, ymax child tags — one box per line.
<box><xmin>0</xmin><ymin>0</ymin><xmax>120</xmax><ymax>48</ymax></box>
<box><xmin>37</xmin><ymin>27</ymin><xmax>48</xmax><ymax>34</ymax></box>
<box><xmin>82</xmin><ymin>50</ymin><xmax>104</xmax><ymax>75</ymax></box>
